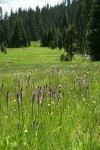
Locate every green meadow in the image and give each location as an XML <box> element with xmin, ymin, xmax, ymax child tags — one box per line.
<box><xmin>0</xmin><ymin>42</ymin><xmax>100</xmax><ymax>150</ymax></box>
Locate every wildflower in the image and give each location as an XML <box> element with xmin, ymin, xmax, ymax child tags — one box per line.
<box><xmin>24</xmin><ymin>130</ymin><xmax>28</xmax><ymax>133</ymax></box>
<box><xmin>37</xmin><ymin>87</ymin><xmax>43</xmax><ymax>104</ymax></box>
<box><xmin>83</xmin><ymin>98</ymin><xmax>86</xmax><ymax>102</ymax></box>
<box><xmin>23</xmin><ymin>142</ymin><xmax>27</xmax><ymax>146</ymax></box>
<box><xmin>49</xmin><ymin>89</ymin><xmax>52</xmax><ymax>98</ymax></box>
<box><xmin>78</xmin><ymin>79</ymin><xmax>82</xmax><ymax>87</ymax></box>
<box><xmin>39</xmin><ymin>101</ymin><xmax>42</xmax><ymax>104</ymax></box>
<box><xmin>39</xmin><ymin>87</ymin><xmax>42</xmax><ymax>97</ymax></box>
<box><xmin>48</xmin><ymin>104</ymin><xmax>51</xmax><ymax>106</ymax></box>
<box><xmin>32</xmin><ymin>90</ymin><xmax>36</xmax><ymax>104</ymax></box>
<box><xmin>93</xmin><ymin>101</ymin><xmax>96</xmax><ymax>104</ymax></box>
<box><xmin>16</xmin><ymin>93</ymin><xmax>20</xmax><ymax>109</ymax></box>
<box><xmin>85</xmin><ymin>86</ymin><xmax>89</xmax><ymax>96</ymax></box>
<box><xmin>59</xmin><ymin>85</ymin><xmax>61</xmax><ymax>88</ymax></box>
<box><xmin>52</xmin><ymin>91</ymin><xmax>56</xmax><ymax>99</ymax></box>
<box><xmin>5</xmin><ymin>116</ymin><xmax>8</xmax><ymax>119</ymax></box>
<box><xmin>43</xmin><ymin>86</ymin><xmax>46</xmax><ymax>99</ymax></box>
<box><xmin>51</xmin><ymin>112</ymin><xmax>53</xmax><ymax>115</ymax></box>
<box><xmin>58</xmin><ymin>90</ymin><xmax>61</xmax><ymax>102</ymax></box>
<box><xmin>50</xmin><ymin>70</ymin><xmax>55</xmax><ymax>76</ymax></box>
<box><xmin>20</xmin><ymin>87</ymin><xmax>23</xmax><ymax>102</ymax></box>
<box><xmin>49</xmin><ymin>82</ymin><xmax>52</xmax><ymax>90</ymax></box>
<box><xmin>16</xmin><ymin>93</ymin><xmax>20</xmax><ymax>102</ymax></box>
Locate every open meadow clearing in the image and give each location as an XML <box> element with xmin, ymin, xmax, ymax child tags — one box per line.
<box><xmin>0</xmin><ymin>42</ymin><xmax>100</xmax><ymax>150</ymax></box>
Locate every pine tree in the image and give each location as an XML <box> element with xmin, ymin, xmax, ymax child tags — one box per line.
<box><xmin>11</xmin><ymin>18</ymin><xmax>27</xmax><ymax>48</ymax></box>
<box><xmin>11</xmin><ymin>19</ymin><xmax>22</xmax><ymax>47</ymax></box>
<box><xmin>20</xmin><ymin>21</ymin><xmax>27</xmax><ymax>47</ymax></box>
<box><xmin>88</xmin><ymin>0</ymin><xmax>100</xmax><ymax>61</ymax></box>
<box><xmin>58</xmin><ymin>34</ymin><xmax>63</xmax><ymax>50</ymax></box>
<box><xmin>41</xmin><ymin>31</ymin><xmax>48</xmax><ymax>47</ymax></box>
<box><xmin>0</xmin><ymin>7</ymin><xmax>3</xmax><ymax>20</ymax></box>
<box><xmin>75</xmin><ymin>0</ymin><xmax>85</xmax><ymax>55</ymax></box>
<box><xmin>27</xmin><ymin>27</ymin><xmax>31</xmax><ymax>46</ymax></box>
<box><xmin>75</xmin><ymin>0</ymin><xmax>93</xmax><ymax>55</ymax></box>
<box><xmin>48</xmin><ymin>29</ymin><xmax>52</xmax><ymax>47</ymax></box>
<box><xmin>0</xmin><ymin>7</ymin><xmax>3</xmax><ymax>45</ymax></box>
<box><xmin>64</xmin><ymin>25</ymin><xmax>77</xmax><ymax>60</ymax></box>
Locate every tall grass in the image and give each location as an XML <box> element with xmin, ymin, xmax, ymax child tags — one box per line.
<box><xmin>0</xmin><ymin>42</ymin><xmax>100</xmax><ymax>149</ymax></box>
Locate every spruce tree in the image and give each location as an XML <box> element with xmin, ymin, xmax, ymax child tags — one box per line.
<box><xmin>27</xmin><ymin>27</ymin><xmax>31</xmax><ymax>46</ymax></box>
<box><xmin>41</xmin><ymin>31</ymin><xmax>48</xmax><ymax>47</ymax></box>
<box><xmin>20</xmin><ymin>21</ymin><xmax>27</xmax><ymax>47</ymax></box>
<box><xmin>10</xmin><ymin>18</ymin><xmax>27</xmax><ymax>48</ymax></box>
<box><xmin>58</xmin><ymin>34</ymin><xmax>63</xmax><ymax>50</ymax></box>
<box><xmin>88</xmin><ymin>0</ymin><xmax>100</xmax><ymax>61</ymax></box>
<box><xmin>11</xmin><ymin>19</ymin><xmax>23</xmax><ymax>47</ymax></box>
<box><xmin>0</xmin><ymin>7</ymin><xmax>2</xmax><ymax>20</ymax></box>
<box><xmin>64</xmin><ymin>25</ymin><xmax>77</xmax><ymax>60</ymax></box>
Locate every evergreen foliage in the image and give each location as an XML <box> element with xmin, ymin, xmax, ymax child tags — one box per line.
<box><xmin>75</xmin><ymin>0</ymin><xmax>93</xmax><ymax>55</ymax></box>
<box><xmin>63</xmin><ymin>25</ymin><xmax>77</xmax><ymax>60</ymax></box>
<box><xmin>0</xmin><ymin>0</ymin><xmax>99</xmax><ymax>61</ymax></box>
<box><xmin>88</xmin><ymin>0</ymin><xmax>100</xmax><ymax>61</ymax></box>
<box><xmin>58</xmin><ymin>33</ymin><xmax>63</xmax><ymax>50</ymax></box>
<box><xmin>10</xmin><ymin>18</ymin><xmax>27</xmax><ymax>48</ymax></box>
<box><xmin>1</xmin><ymin>41</ymin><xmax>5</xmax><ymax>52</ymax></box>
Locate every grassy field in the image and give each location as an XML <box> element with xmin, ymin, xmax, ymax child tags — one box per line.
<box><xmin>0</xmin><ymin>42</ymin><xmax>100</xmax><ymax>150</ymax></box>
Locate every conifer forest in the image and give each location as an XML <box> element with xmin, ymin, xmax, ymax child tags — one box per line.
<box><xmin>0</xmin><ymin>0</ymin><xmax>100</xmax><ymax>149</ymax></box>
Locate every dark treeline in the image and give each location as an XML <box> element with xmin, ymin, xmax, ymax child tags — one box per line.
<box><xmin>0</xmin><ymin>0</ymin><xmax>100</xmax><ymax>60</ymax></box>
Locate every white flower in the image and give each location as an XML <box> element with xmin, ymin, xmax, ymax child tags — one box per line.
<box><xmin>23</xmin><ymin>142</ymin><xmax>27</xmax><ymax>145</ymax></box>
<box><xmin>51</xmin><ymin>112</ymin><xmax>53</xmax><ymax>115</ymax></box>
<box><xmin>48</xmin><ymin>104</ymin><xmax>51</xmax><ymax>106</ymax></box>
<box><xmin>59</xmin><ymin>85</ymin><xmax>61</xmax><ymax>88</ymax></box>
<box><xmin>24</xmin><ymin>130</ymin><xmax>28</xmax><ymax>133</ymax></box>
<box><xmin>93</xmin><ymin>101</ymin><xmax>96</xmax><ymax>104</ymax></box>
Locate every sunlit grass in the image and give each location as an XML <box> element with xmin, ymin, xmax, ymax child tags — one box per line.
<box><xmin>0</xmin><ymin>42</ymin><xmax>100</xmax><ymax>149</ymax></box>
